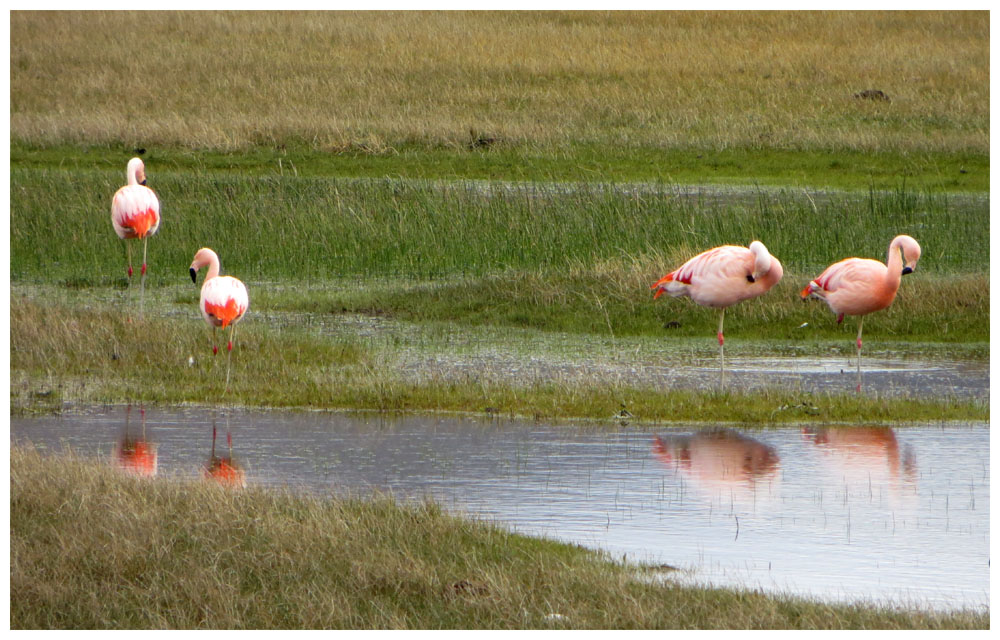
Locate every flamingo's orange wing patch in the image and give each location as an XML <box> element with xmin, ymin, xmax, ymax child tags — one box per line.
<box><xmin>204</xmin><ymin>297</ymin><xmax>245</xmax><ymax>328</ymax></box>
<box><xmin>121</xmin><ymin>207</ymin><xmax>159</xmax><ymax>238</ymax></box>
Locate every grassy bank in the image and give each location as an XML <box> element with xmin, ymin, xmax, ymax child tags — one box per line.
<box><xmin>11</xmin><ymin>295</ymin><xmax>987</xmax><ymax>422</ymax></box>
<box><xmin>10</xmin><ymin>446</ymin><xmax>988</xmax><ymax>629</ymax></box>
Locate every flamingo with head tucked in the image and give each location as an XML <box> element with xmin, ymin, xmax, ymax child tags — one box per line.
<box><xmin>651</xmin><ymin>241</ymin><xmax>783</xmax><ymax>386</ymax></box>
<box><xmin>189</xmin><ymin>247</ymin><xmax>249</xmax><ymax>392</ymax></box>
<box><xmin>111</xmin><ymin>157</ymin><xmax>160</xmax><ymax>310</ymax></box>
<box><xmin>801</xmin><ymin>234</ymin><xmax>921</xmax><ymax>391</ymax></box>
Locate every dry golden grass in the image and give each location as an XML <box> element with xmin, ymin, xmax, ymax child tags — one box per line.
<box><xmin>10</xmin><ymin>11</ymin><xmax>988</xmax><ymax>153</ymax></box>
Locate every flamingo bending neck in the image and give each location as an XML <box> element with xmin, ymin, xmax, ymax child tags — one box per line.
<box><xmin>190</xmin><ymin>247</ymin><xmax>221</xmax><ymax>282</ymax></box>
<box><xmin>126</xmin><ymin>157</ymin><xmax>146</xmax><ymax>187</ymax></box>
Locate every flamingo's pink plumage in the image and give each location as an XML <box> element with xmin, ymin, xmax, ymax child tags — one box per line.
<box><xmin>651</xmin><ymin>241</ymin><xmax>783</xmax><ymax>385</ymax></box>
<box><xmin>801</xmin><ymin>234</ymin><xmax>921</xmax><ymax>390</ymax></box>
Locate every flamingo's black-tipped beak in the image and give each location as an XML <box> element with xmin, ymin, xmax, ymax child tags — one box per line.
<box><xmin>139</xmin><ymin>179</ymin><xmax>147</xmax><ymax>186</ymax></box>
<box><xmin>746</xmin><ymin>274</ymin><xmax>756</xmax><ymax>283</ymax></box>
<box><xmin>190</xmin><ymin>267</ymin><xmax>197</xmax><ymax>283</ymax></box>
<box><xmin>902</xmin><ymin>266</ymin><xmax>914</xmax><ymax>275</ymax></box>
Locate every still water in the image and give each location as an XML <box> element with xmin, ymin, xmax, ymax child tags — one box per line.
<box><xmin>11</xmin><ymin>406</ymin><xmax>988</xmax><ymax>612</ymax></box>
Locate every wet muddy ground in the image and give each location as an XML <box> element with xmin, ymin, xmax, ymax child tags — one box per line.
<box><xmin>14</xmin><ymin>283</ymin><xmax>989</xmax><ymax>403</ymax></box>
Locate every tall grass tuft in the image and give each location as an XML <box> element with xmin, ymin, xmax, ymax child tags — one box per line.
<box><xmin>11</xmin><ymin>168</ymin><xmax>987</xmax><ymax>285</ymax></box>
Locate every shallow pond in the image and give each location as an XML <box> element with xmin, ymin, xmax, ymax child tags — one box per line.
<box><xmin>12</xmin><ymin>406</ymin><xmax>988</xmax><ymax>612</ymax></box>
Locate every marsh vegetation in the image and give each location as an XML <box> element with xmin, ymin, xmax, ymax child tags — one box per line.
<box><xmin>9</xmin><ymin>10</ymin><xmax>989</xmax><ymax>629</ymax></box>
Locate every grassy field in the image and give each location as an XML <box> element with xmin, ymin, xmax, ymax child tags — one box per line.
<box><xmin>10</xmin><ymin>446</ymin><xmax>988</xmax><ymax>629</ymax></box>
<box><xmin>11</xmin><ymin>12</ymin><xmax>988</xmax><ymax>153</ymax></box>
<box><xmin>10</xmin><ymin>11</ymin><xmax>989</xmax><ymax>189</ymax></box>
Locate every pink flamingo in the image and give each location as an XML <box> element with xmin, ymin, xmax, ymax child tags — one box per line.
<box><xmin>651</xmin><ymin>241</ymin><xmax>783</xmax><ymax>385</ymax></box>
<box><xmin>189</xmin><ymin>247</ymin><xmax>249</xmax><ymax>392</ymax></box>
<box><xmin>801</xmin><ymin>235</ymin><xmax>921</xmax><ymax>391</ymax></box>
<box><xmin>111</xmin><ymin>158</ymin><xmax>160</xmax><ymax>310</ymax></box>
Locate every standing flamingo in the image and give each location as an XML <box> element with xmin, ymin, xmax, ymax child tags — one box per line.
<box><xmin>189</xmin><ymin>247</ymin><xmax>249</xmax><ymax>392</ymax></box>
<box><xmin>651</xmin><ymin>241</ymin><xmax>783</xmax><ymax>386</ymax></box>
<box><xmin>800</xmin><ymin>235</ymin><xmax>921</xmax><ymax>391</ymax></box>
<box><xmin>111</xmin><ymin>157</ymin><xmax>160</xmax><ymax>311</ymax></box>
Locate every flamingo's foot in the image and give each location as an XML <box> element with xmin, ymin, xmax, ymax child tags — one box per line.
<box><xmin>141</xmin><ymin>263</ymin><xmax>147</xmax><ymax>276</ymax></box>
<box><xmin>227</xmin><ymin>341</ymin><xmax>233</xmax><ymax>352</ymax></box>
<box><xmin>213</xmin><ymin>345</ymin><xmax>219</xmax><ymax>355</ymax></box>
<box><xmin>855</xmin><ymin>383</ymin><xmax>862</xmax><ymax>393</ymax></box>
<box><xmin>717</xmin><ymin>332</ymin><xmax>724</xmax><ymax>346</ymax></box>
<box><xmin>837</xmin><ymin>313</ymin><xmax>844</xmax><ymax>324</ymax></box>
<box><xmin>127</xmin><ymin>266</ymin><xmax>133</xmax><ymax>278</ymax></box>
<box><xmin>856</xmin><ymin>338</ymin><xmax>862</xmax><ymax>350</ymax></box>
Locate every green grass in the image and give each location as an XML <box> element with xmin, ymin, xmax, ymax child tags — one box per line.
<box><xmin>256</xmin><ymin>271</ymin><xmax>988</xmax><ymax>344</ymax></box>
<box><xmin>11</xmin><ymin>165</ymin><xmax>988</xmax><ymax>283</ymax></box>
<box><xmin>11</xmin><ymin>142</ymin><xmax>989</xmax><ymax>192</ymax></box>
<box><xmin>11</xmin><ymin>446</ymin><xmax>988</xmax><ymax>629</ymax></box>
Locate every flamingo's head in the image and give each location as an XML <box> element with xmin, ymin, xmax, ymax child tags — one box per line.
<box><xmin>747</xmin><ymin>240</ymin><xmax>777</xmax><ymax>283</ymax></box>
<box><xmin>895</xmin><ymin>235</ymin><xmax>921</xmax><ymax>275</ymax></box>
<box><xmin>189</xmin><ymin>247</ymin><xmax>220</xmax><ymax>284</ymax></box>
<box><xmin>127</xmin><ymin>157</ymin><xmax>147</xmax><ymax>186</ymax></box>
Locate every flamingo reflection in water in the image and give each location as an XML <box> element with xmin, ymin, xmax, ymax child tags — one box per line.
<box><xmin>204</xmin><ymin>422</ymin><xmax>246</xmax><ymax>488</ymax></box>
<box><xmin>653</xmin><ymin>428</ymin><xmax>780</xmax><ymax>508</ymax></box>
<box><xmin>802</xmin><ymin>427</ymin><xmax>917</xmax><ymax>502</ymax></box>
<box><xmin>113</xmin><ymin>404</ymin><xmax>157</xmax><ymax>477</ymax></box>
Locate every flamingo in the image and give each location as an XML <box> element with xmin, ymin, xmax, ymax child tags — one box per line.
<box><xmin>111</xmin><ymin>157</ymin><xmax>160</xmax><ymax>311</ymax></box>
<box><xmin>189</xmin><ymin>247</ymin><xmax>249</xmax><ymax>392</ymax></box>
<box><xmin>800</xmin><ymin>234</ymin><xmax>921</xmax><ymax>391</ymax></box>
<box><xmin>651</xmin><ymin>241</ymin><xmax>783</xmax><ymax>385</ymax></box>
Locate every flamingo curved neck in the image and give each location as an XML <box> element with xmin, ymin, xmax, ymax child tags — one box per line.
<box><xmin>885</xmin><ymin>239</ymin><xmax>904</xmax><ymax>281</ymax></box>
<box><xmin>126</xmin><ymin>160</ymin><xmax>143</xmax><ymax>186</ymax></box>
<box><xmin>203</xmin><ymin>257</ymin><xmax>221</xmax><ymax>281</ymax></box>
<box><xmin>193</xmin><ymin>249</ymin><xmax>222</xmax><ymax>281</ymax></box>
